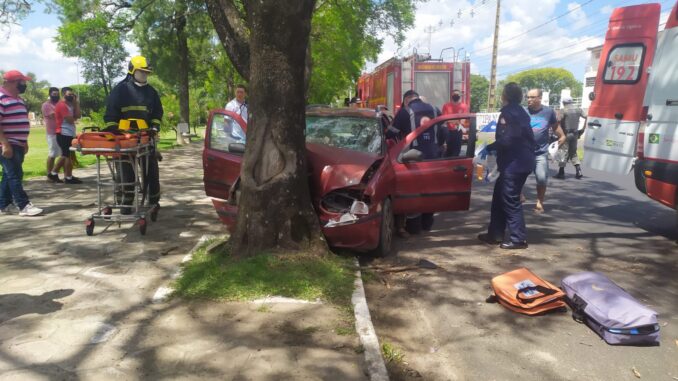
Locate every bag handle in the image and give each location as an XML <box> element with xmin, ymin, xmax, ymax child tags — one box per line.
<box><xmin>515</xmin><ymin>285</ymin><xmax>558</xmax><ymax>304</ymax></box>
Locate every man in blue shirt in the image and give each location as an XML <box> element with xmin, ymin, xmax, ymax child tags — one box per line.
<box><xmin>526</xmin><ymin>89</ymin><xmax>565</xmax><ymax>213</ymax></box>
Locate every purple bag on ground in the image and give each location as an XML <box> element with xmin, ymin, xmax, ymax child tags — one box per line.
<box><xmin>561</xmin><ymin>272</ymin><xmax>660</xmax><ymax>346</ymax></box>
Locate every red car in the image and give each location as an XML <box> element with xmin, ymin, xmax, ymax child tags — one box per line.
<box><xmin>203</xmin><ymin>107</ymin><xmax>477</xmax><ymax>255</ymax></box>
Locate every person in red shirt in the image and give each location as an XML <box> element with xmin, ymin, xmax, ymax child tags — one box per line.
<box><xmin>442</xmin><ymin>90</ymin><xmax>469</xmax><ymax>157</ymax></box>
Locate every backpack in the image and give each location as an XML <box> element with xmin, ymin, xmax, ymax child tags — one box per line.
<box><xmin>489</xmin><ymin>268</ymin><xmax>566</xmax><ymax>315</ymax></box>
<box><xmin>561</xmin><ymin>272</ymin><xmax>660</xmax><ymax>346</ymax></box>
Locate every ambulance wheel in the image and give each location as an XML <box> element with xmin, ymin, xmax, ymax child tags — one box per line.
<box><xmin>138</xmin><ymin>217</ymin><xmax>147</xmax><ymax>235</ymax></box>
<box><xmin>102</xmin><ymin>206</ymin><xmax>112</xmax><ymax>220</ymax></box>
<box><xmin>372</xmin><ymin>198</ymin><xmax>393</xmax><ymax>257</ymax></box>
<box><xmin>85</xmin><ymin>218</ymin><xmax>95</xmax><ymax>236</ymax></box>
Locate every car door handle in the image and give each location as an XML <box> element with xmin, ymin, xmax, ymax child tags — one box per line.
<box><xmin>206</xmin><ymin>156</ymin><xmax>216</xmax><ymax>162</ymax></box>
<box><xmin>453</xmin><ymin>165</ymin><xmax>467</xmax><ymax>172</ymax></box>
<box><xmin>588</xmin><ymin>121</ymin><xmax>601</xmax><ymax>129</ymax></box>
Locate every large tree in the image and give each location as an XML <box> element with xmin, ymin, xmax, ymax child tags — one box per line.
<box><xmin>470</xmin><ymin>74</ymin><xmax>489</xmax><ymax>113</ymax></box>
<box><xmin>505</xmin><ymin>68</ymin><xmax>582</xmax><ymax>106</ymax></box>
<box><xmin>53</xmin><ymin>1</ymin><xmax>130</xmax><ymax>95</ymax></box>
<box><xmin>205</xmin><ymin>0</ymin><xmax>416</xmax><ymax>255</ymax></box>
<box><xmin>206</xmin><ymin>0</ymin><xmax>324</xmax><ymax>255</ymax></box>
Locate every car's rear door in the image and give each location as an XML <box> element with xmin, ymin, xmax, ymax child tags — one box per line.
<box><xmin>203</xmin><ymin>110</ymin><xmax>247</xmax><ymax>202</ymax></box>
<box><xmin>390</xmin><ymin>113</ymin><xmax>476</xmax><ymax>214</ymax></box>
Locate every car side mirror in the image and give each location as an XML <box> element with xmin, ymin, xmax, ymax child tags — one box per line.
<box><xmin>401</xmin><ymin>149</ymin><xmax>423</xmax><ymax>163</ymax></box>
<box><xmin>228</xmin><ymin>142</ymin><xmax>246</xmax><ymax>154</ymax></box>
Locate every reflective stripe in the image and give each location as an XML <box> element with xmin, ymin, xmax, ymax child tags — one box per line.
<box><xmin>105</xmin><ymin>122</ymin><xmax>118</xmax><ymax>127</ymax></box>
<box><xmin>151</xmin><ymin>119</ymin><xmax>161</xmax><ymax>125</ymax></box>
<box><xmin>121</xmin><ymin>105</ymin><xmax>148</xmax><ymax>112</ymax></box>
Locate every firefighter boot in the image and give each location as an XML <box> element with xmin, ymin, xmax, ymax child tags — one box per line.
<box><xmin>575</xmin><ymin>164</ymin><xmax>583</xmax><ymax>179</ymax></box>
<box><xmin>555</xmin><ymin>167</ymin><xmax>565</xmax><ymax>179</ymax></box>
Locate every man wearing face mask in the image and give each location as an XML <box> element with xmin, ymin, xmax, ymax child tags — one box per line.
<box><xmin>104</xmin><ymin>56</ymin><xmax>163</xmax><ymax>213</ymax></box>
<box><xmin>54</xmin><ymin>87</ymin><xmax>82</xmax><ymax>184</ymax></box>
<box><xmin>42</xmin><ymin>87</ymin><xmax>62</xmax><ymax>182</ymax></box>
<box><xmin>0</xmin><ymin>70</ymin><xmax>43</xmax><ymax>216</ymax></box>
<box><xmin>442</xmin><ymin>90</ymin><xmax>469</xmax><ymax>157</ymax></box>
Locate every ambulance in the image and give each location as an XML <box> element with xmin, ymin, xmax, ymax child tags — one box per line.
<box><xmin>584</xmin><ymin>1</ymin><xmax>678</xmax><ymax>211</ymax></box>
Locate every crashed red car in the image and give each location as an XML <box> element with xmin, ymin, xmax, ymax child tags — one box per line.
<box><xmin>203</xmin><ymin>107</ymin><xmax>477</xmax><ymax>255</ymax></box>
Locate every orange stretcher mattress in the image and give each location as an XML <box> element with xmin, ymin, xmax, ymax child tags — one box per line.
<box><xmin>72</xmin><ymin>132</ymin><xmax>150</xmax><ymax>156</ymax></box>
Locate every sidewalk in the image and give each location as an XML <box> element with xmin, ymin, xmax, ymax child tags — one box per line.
<box><xmin>0</xmin><ymin>143</ymin><xmax>366</xmax><ymax>380</ymax></box>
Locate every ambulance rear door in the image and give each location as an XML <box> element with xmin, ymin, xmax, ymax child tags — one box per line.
<box><xmin>583</xmin><ymin>3</ymin><xmax>661</xmax><ymax>174</ymax></box>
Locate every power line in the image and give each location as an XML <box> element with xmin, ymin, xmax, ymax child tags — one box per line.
<box><xmin>470</xmin><ymin>0</ymin><xmax>597</xmax><ymax>56</ymax></box>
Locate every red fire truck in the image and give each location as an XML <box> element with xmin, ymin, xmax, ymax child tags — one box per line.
<box><xmin>356</xmin><ymin>53</ymin><xmax>471</xmax><ymax>112</ymax></box>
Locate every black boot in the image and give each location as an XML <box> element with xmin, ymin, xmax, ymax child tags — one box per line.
<box><xmin>555</xmin><ymin>167</ymin><xmax>565</xmax><ymax>179</ymax></box>
<box><xmin>575</xmin><ymin>164</ymin><xmax>583</xmax><ymax>179</ymax></box>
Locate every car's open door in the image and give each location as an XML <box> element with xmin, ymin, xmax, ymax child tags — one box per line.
<box><xmin>203</xmin><ymin>110</ymin><xmax>247</xmax><ymax>223</ymax></box>
<box><xmin>390</xmin><ymin>113</ymin><xmax>476</xmax><ymax>214</ymax></box>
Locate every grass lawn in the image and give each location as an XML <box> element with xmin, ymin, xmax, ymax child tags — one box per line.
<box><xmin>1</xmin><ymin>124</ymin><xmax>205</xmax><ymax>179</ymax></box>
<box><xmin>173</xmin><ymin>239</ymin><xmax>357</xmax><ymax>308</ymax></box>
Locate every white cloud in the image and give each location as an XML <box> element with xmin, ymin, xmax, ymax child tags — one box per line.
<box><xmin>0</xmin><ymin>23</ymin><xmax>79</xmax><ymax>86</ymax></box>
<box><xmin>0</xmin><ymin>20</ymin><xmax>140</xmax><ymax>88</ymax></box>
<box><xmin>600</xmin><ymin>5</ymin><xmax>614</xmax><ymax>15</ymax></box>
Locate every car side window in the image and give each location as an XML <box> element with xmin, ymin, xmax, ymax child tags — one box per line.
<box><xmin>209</xmin><ymin>114</ymin><xmax>246</xmax><ymax>154</ymax></box>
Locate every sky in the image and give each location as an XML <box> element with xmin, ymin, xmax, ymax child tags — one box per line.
<box><xmin>368</xmin><ymin>0</ymin><xmax>674</xmax><ymax>81</ymax></box>
<box><xmin>0</xmin><ymin>0</ymin><xmax>674</xmax><ymax>88</ymax></box>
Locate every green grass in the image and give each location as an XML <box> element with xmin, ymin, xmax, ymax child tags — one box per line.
<box><xmin>381</xmin><ymin>342</ymin><xmax>405</xmax><ymax>364</ymax></box>
<box><xmin>172</xmin><ymin>241</ymin><xmax>357</xmax><ymax>307</ymax></box>
<box><xmin>1</xmin><ymin>124</ymin><xmax>205</xmax><ymax>179</ymax></box>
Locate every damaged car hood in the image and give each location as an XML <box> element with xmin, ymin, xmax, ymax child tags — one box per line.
<box><xmin>306</xmin><ymin>143</ymin><xmax>381</xmax><ymax>195</ymax></box>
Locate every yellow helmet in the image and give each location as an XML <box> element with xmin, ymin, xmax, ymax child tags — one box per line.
<box><xmin>128</xmin><ymin>55</ymin><xmax>153</xmax><ymax>75</ymax></box>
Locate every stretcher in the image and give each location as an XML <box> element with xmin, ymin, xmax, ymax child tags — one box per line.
<box><xmin>71</xmin><ymin>127</ymin><xmax>159</xmax><ymax>236</ymax></box>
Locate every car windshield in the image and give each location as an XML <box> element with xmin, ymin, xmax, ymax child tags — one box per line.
<box><xmin>305</xmin><ymin>116</ymin><xmax>382</xmax><ymax>154</ymax></box>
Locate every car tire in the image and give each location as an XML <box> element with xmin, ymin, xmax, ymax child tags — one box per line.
<box><xmin>373</xmin><ymin>198</ymin><xmax>393</xmax><ymax>257</ymax></box>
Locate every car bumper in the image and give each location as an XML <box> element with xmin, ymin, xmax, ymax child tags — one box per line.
<box><xmin>211</xmin><ymin>199</ymin><xmax>383</xmax><ymax>251</ymax></box>
<box><xmin>320</xmin><ymin>213</ymin><xmax>382</xmax><ymax>251</ymax></box>
<box><xmin>634</xmin><ymin>159</ymin><xmax>678</xmax><ymax>209</ymax></box>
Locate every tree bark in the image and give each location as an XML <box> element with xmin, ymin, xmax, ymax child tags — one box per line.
<box><xmin>204</xmin><ymin>0</ymin><xmax>251</xmax><ymax>79</ymax></box>
<box><xmin>229</xmin><ymin>0</ymin><xmax>326</xmax><ymax>256</ymax></box>
<box><xmin>175</xmin><ymin>0</ymin><xmax>190</xmax><ymax>141</ymax></box>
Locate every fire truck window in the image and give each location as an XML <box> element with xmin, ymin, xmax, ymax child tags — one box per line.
<box><xmin>602</xmin><ymin>44</ymin><xmax>645</xmax><ymax>84</ymax></box>
<box><xmin>209</xmin><ymin>115</ymin><xmax>246</xmax><ymax>154</ymax></box>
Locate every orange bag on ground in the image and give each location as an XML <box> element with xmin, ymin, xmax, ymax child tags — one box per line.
<box><xmin>490</xmin><ymin>268</ymin><xmax>566</xmax><ymax>315</ymax></box>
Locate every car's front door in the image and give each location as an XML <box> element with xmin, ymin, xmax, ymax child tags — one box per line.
<box><xmin>203</xmin><ymin>109</ymin><xmax>247</xmax><ymax>203</ymax></box>
<box><xmin>390</xmin><ymin>114</ymin><xmax>476</xmax><ymax>214</ymax></box>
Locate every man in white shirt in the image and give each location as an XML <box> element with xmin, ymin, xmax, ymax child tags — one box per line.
<box><xmin>224</xmin><ymin>84</ymin><xmax>248</xmax><ymax>122</ymax></box>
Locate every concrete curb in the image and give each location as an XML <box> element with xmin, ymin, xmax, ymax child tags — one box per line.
<box><xmin>151</xmin><ymin>234</ymin><xmax>213</xmax><ymax>303</ymax></box>
<box><xmin>352</xmin><ymin>260</ymin><xmax>389</xmax><ymax>381</ymax></box>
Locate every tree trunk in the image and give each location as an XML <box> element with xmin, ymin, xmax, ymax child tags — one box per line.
<box><xmin>175</xmin><ymin>0</ymin><xmax>190</xmax><ymax>128</ymax></box>
<box><xmin>230</xmin><ymin>0</ymin><xmax>326</xmax><ymax>256</ymax></box>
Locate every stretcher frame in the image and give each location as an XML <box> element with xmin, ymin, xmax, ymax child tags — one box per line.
<box><xmin>71</xmin><ymin>138</ymin><xmax>159</xmax><ymax>236</ymax></box>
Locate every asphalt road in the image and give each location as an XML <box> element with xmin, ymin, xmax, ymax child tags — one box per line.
<box><xmin>364</xmin><ymin>161</ymin><xmax>678</xmax><ymax>381</ymax></box>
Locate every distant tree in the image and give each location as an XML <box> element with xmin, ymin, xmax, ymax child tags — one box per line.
<box><xmin>470</xmin><ymin>74</ymin><xmax>489</xmax><ymax>113</ymax></box>
<box><xmin>69</xmin><ymin>83</ymin><xmax>106</xmax><ymax>116</ymax></box>
<box><xmin>504</xmin><ymin>68</ymin><xmax>582</xmax><ymax>106</ymax></box>
<box><xmin>0</xmin><ymin>0</ymin><xmax>32</xmax><ymax>26</ymax></box>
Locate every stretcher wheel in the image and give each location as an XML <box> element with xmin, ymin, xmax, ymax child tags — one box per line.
<box><xmin>103</xmin><ymin>206</ymin><xmax>112</xmax><ymax>220</ymax></box>
<box><xmin>85</xmin><ymin>218</ymin><xmax>95</xmax><ymax>236</ymax></box>
<box><xmin>138</xmin><ymin>217</ymin><xmax>147</xmax><ymax>235</ymax></box>
<box><xmin>150</xmin><ymin>208</ymin><xmax>158</xmax><ymax>222</ymax></box>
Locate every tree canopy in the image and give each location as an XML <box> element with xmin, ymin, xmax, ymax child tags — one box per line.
<box><xmin>504</xmin><ymin>68</ymin><xmax>582</xmax><ymax>106</ymax></box>
<box><xmin>470</xmin><ymin>74</ymin><xmax>489</xmax><ymax>113</ymax></box>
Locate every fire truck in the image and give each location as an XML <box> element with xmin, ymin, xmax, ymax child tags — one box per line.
<box><xmin>356</xmin><ymin>53</ymin><xmax>471</xmax><ymax>112</ymax></box>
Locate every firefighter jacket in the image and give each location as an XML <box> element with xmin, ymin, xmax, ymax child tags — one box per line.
<box><xmin>103</xmin><ymin>77</ymin><xmax>163</xmax><ymax>132</ymax></box>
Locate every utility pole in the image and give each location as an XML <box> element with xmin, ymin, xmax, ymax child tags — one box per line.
<box><xmin>424</xmin><ymin>25</ymin><xmax>436</xmax><ymax>54</ymax></box>
<box><xmin>487</xmin><ymin>0</ymin><xmax>500</xmax><ymax>111</ymax></box>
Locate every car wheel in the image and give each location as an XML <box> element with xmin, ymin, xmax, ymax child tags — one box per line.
<box><xmin>373</xmin><ymin>198</ymin><xmax>393</xmax><ymax>257</ymax></box>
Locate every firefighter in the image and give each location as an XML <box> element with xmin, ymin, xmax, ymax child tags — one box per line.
<box><xmin>104</xmin><ymin>55</ymin><xmax>163</xmax><ymax>214</ymax></box>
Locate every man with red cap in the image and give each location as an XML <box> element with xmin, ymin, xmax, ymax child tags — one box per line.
<box><xmin>0</xmin><ymin>70</ymin><xmax>43</xmax><ymax>216</ymax></box>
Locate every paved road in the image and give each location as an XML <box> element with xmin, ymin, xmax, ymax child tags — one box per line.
<box><xmin>0</xmin><ymin>143</ymin><xmax>365</xmax><ymax>380</ymax></box>
<box><xmin>364</xmin><ymin>162</ymin><xmax>678</xmax><ymax>381</ymax></box>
